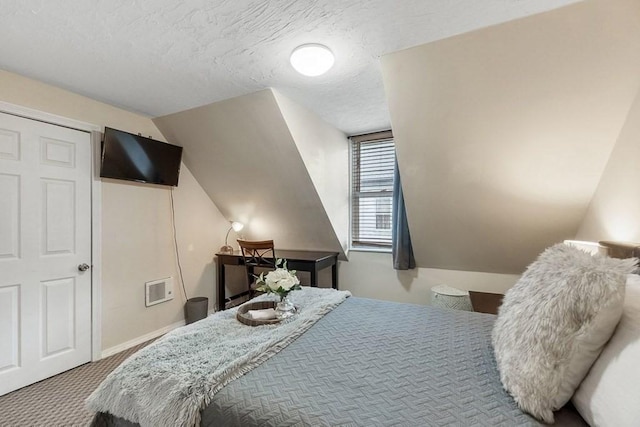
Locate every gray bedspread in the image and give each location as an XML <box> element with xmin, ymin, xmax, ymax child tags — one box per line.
<box><xmin>95</xmin><ymin>297</ymin><xmax>586</xmax><ymax>426</ymax></box>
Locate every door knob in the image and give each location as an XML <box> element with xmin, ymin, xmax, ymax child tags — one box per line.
<box><xmin>78</xmin><ymin>263</ymin><xmax>91</xmax><ymax>272</ymax></box>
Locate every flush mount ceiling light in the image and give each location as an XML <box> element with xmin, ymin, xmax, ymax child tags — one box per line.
<box><xmin>290</xmin><ymin>44</ymin><xmax>335</xmax><ymax>77</ymax></box>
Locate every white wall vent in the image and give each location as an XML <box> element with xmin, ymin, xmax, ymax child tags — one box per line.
<box><xmin>145</xmin><ymin>277</ymin><xmax>174</xmax><ymax>307</ymax></box>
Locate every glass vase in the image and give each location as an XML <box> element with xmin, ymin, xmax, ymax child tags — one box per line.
<box><xmin>275</xmin><ymin>294</ymin><xmax>296</xmax><ymax>319</ymax></box>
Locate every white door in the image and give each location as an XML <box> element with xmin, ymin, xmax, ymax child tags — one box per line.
<box><xmin>0</xmin><ymin>112</ymin><xmax>92</xmax><ymax>396</ymax></box>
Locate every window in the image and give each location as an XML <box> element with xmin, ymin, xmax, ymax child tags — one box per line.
<box><xmin>350</xmin><ymin>131</ymin><xmax>395</xmax><ymax>249</ymax></box>
<box><xmin>375</xmin><ymin>198</ymin><xmax>392</xmax><ymax>230</ymax></box>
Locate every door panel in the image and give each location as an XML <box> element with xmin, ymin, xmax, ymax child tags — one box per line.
<box><xmin>42</xmin><ymin>179</ymin><xmax>76</xmax><ymax>255</ymax></box>
<box><xmin>41</xmin><ymin>277</ymin><xmax>76</xmax><ymax>357</ymax></box>
<box><xmin>0</xmin><ymin>174</ymin><xmax>20</xmax><ymax>259</ymax></box>
<box><xmin>0</xmin><ymin>284</ymin><xmax>20</xmax><ymax>372</ymax></box>
<box><xmin>0</xmin><ymin>112</ymin><xmax>92</xmax><ymax>396</ymax></box>
<box><xmin>40</xmin><ymin>138</ymin><xmax>76</xmax><ymax>168</ymax></box>
<box><xmin>0</xmin><ymin>128</ymin><xmax>20</xmax><ymax>160</ymax></box>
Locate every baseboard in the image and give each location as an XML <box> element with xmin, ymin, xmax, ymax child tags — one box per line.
<box><xmin>99</xmin><ymin>308</ymin><xmax>217</xmax><ymax>359</ymax></box>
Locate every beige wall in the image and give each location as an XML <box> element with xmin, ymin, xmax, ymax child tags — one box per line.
<box><xmin>0</xmin><ymin>70</ymin><xmax>229</xmax><ymax>351</ymax></box>
<box><xmin>576</xmin><ymin>86</ymin><xmax>640</xmax><ymax>242</ymax></box>
<box><xmin>381</xmin><ymin>0</ymin><xmax>640</xmax><ymax>274</ymax></box>
<box><xmin>154</xmin><ymin>89</ymin><xmax>347</xmax><ymax>258</ymax></box>
<box><xmin>340</xmin><ymin>251</ymin><xmax>519</xmax><ymax>304</ymax></box>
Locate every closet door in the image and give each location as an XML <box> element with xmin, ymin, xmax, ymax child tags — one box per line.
<box><xmin>0</xmin><ymin>112</ymin><xmax>92</xmax><ymax>396</ymax></box>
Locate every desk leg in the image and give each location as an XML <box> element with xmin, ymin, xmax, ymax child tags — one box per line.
<box><xmin>217</xmin><ymin>262</ymin><xmax>226</xmax><ymax>311</ymax></box>
<box><xmin>310</xmin><ymin>268</ymin><xmax>318</xmax><ymax>287</ymax></box>
<box><xmin>247</xmin><ymin>266</ymin><xmax>254</xmax><ymax>297</ymax></box>
<box><xmin>332</xmin><ymin>262</ymin><xmax>338</xmax><ymax>289</ymax></box>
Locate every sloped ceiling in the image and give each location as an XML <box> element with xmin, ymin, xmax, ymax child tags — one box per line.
<box><xmin>153</xmin><ymin>89</ymin><xmax>348</xmax><ymax>258</ymax></box>
<box><xmin>381</xmin><ymin>0</ymin><xmax>640</xmax><ymax>273</ymax></box>
<box><xmin>272</xmin><ymin>91</ymin><xmax>350</xmax><ymax>252</ymax></box>
<box><xmin>576</xmin><ymin>85</ymin><xmax>640</xmax><ymax>243</ymax></box>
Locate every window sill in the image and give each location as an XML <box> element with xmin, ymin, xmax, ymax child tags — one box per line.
<box><xmin>349</xmin><ymin>246</ymin><xmax>392</xmax><ymax>254</ymax></box>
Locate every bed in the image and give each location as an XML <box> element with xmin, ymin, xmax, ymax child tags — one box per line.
<box><xmin>90</xmin><ymin>293</ymin><xmax>587</xmax><ymax>426</ymax></box>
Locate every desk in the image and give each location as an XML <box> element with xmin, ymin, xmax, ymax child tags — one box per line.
<box><xmin>215</xmin><ymin>250</ymin><xmax>339</xmax><ymax>311</ymax></box>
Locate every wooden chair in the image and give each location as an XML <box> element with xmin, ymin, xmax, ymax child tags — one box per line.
<box><xmin>237</xmin><ymin>239</ymin><xmax>277</xmax><ymax>299</ymax></box>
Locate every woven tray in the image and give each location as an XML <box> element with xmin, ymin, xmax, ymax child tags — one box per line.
<box><xmin>236</xmin><ymin>301</ymin><xmax>281</xmax><ymax>326</ymax></box>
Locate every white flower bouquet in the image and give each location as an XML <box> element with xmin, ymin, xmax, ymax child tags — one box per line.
<box><xmin>255</xmin><ymin>259</ymin><xmax>301</xmax><ymax>300</ymax></box>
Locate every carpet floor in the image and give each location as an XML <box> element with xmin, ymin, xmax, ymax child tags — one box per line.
<box><xmin>0</xmin><ymin>340</ymin><xmax>153</xmax><ymax>427</ymax></box>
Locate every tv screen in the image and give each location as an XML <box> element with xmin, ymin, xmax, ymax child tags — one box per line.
<box><xmin>100</xmin><ymin>127</ymin><xmax>183</xmax><ymax>187</ymax></box>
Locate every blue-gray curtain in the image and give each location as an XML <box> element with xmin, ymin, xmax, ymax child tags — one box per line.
<box><xmin>392</xmin><ymin>160</ymin><xmax>416</xmax><ymax>270</ymax></box>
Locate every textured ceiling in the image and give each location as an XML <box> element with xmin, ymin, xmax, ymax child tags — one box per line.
<box><xmin>1</xmin><ymin>0</ymin><xmax>579</xmax><ymax>135</ymax></box>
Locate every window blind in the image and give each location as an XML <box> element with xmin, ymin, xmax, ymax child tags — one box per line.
<box><xmin>351</xmin><ymin>132</ymin><xmax>395</xmax><ymax>248</ymax></box>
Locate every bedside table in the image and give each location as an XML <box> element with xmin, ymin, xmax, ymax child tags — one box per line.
<box><xmin>468</xmin><ymin>291</ymin><xmax>504</xmax><ymax>315</ymax></box>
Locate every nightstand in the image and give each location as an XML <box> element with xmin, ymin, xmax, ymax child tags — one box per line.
<box><xmin>468</xmin><ymin>291</ymin><xmax>504</xmax><ymax>315</ymax></box>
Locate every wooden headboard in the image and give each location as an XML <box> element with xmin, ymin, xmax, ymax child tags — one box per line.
<box><xmin>599</xmin><ymin>241</ymin><xmax>640</xmax><ymax>259</ymax></box>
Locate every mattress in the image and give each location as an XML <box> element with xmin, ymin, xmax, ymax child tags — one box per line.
<box><xmin>94</xmin><ymin>297</ymin><xmax>586</xmax><ymax>426</ymax></box>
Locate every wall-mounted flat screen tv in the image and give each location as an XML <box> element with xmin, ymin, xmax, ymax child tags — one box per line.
<box><xmin>100</xmin><ymin>127</ymin><xmax>183</xmax><ymax>187</ymax></box>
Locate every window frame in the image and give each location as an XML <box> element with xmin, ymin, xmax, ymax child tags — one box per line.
<box><xmin>349</xmin><ymin>130</ymin><xmax>395</xmax><ymax>253</ymax></box>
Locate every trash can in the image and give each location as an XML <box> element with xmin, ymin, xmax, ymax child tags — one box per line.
<box><xmin>185</xmin><ymin>297</ymin><xmax>209</xmax><ymax>324</ymax></box>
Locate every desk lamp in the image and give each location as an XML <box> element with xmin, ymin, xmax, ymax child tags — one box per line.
<box><xmin>220</xmin><ymin>221</ymin><xmax>244</xmax><ymax>254</ymax></box>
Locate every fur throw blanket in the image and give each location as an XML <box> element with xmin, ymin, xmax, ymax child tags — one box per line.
<box><xmin>86</xmin><ymin>287</ymin><xmax>351</xmax><ymax>427</ymax></box>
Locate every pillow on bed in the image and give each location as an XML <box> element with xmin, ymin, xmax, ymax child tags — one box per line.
<box><xmin>571</xmin><ymin>274</ymin><xmax>640</xmax><ymax>427</ymax></box>
<box><xmin>491</xmin><ymin>243</ymin><xmax>637</xmax><ymax>423</ymax></box>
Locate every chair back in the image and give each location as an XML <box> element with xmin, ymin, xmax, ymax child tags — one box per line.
<box><xmin>237</xmin><ymin>240</ymin><xmax>276</xmax><ymax>295</ymax></box>
<box><xmin>237</xmin><ymin>239</ymin><xmax>276</xmax><ymax>269</ymax></box>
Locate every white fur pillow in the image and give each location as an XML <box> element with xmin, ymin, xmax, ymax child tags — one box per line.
<box><xmin>492</xmin><ymin>243</ymin><xmax>637</xmax><ymax>423</ymax></box>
